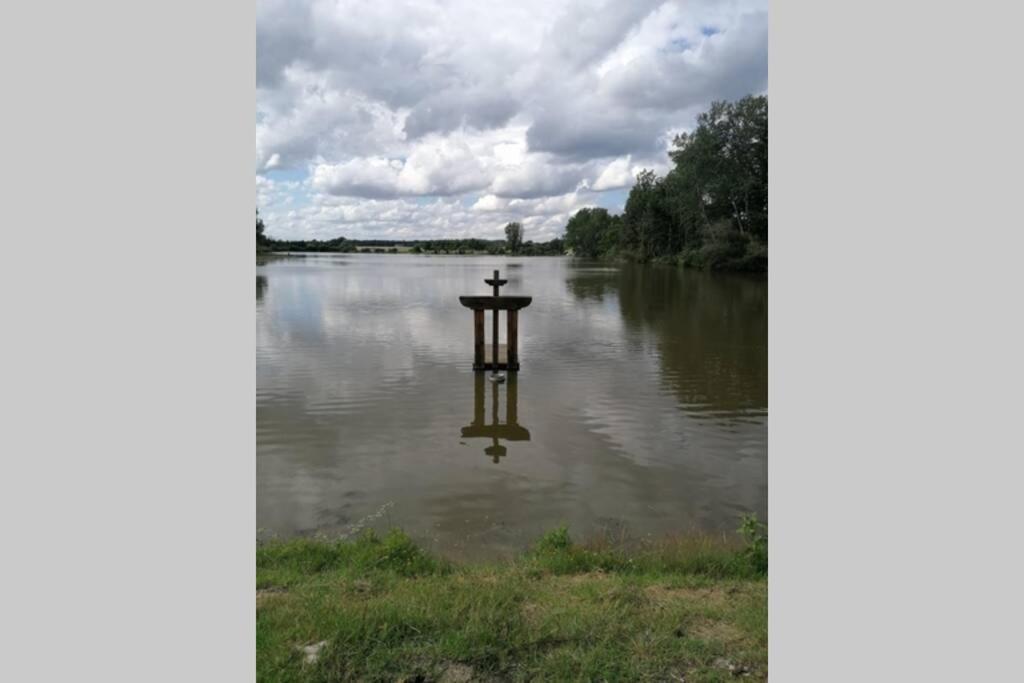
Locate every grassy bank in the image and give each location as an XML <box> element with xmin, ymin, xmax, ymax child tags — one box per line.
<box><xmin>257</xmin><ymin>521</ymin><xmax>767</xmax><ymax>682</ymax></box>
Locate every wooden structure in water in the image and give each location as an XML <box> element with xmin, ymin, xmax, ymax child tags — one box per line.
<box><xmin>459</xmin><ymin>269</ymin><xmax>531</xmax><ymax>371</ymax></box>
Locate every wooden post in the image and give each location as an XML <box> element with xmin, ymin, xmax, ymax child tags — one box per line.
<box><xmin>492</xmin><ymin>309</ymin><xmax>499</xmax><ymax>372</ymax></box>
<box><xmin>506</xmin><ymin>309</ymin><xmax>518</xmax><ymax>371</ymax></box>
<box><xmin>491</xmin><ymin>269</ymin><xmax>500</xmax><ymax>373</ymax></box>
<box><xmin>473</xmin><ymin>309</ymin><xmax>485</xmax><ymax>369</ymax></box>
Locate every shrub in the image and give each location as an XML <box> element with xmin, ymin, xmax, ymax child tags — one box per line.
<box><xmin>738</xmin><ymin>514</ymin><xmax>768</xmax><ymax>574</ymax></box>
<box><xmin>534</xmin><ymin>525</ymin><xmax>573</xmax><ymax>552</ymax></box>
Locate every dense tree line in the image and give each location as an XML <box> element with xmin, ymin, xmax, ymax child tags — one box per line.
<box><xmin>516</xmin><ymin>238</ymin><xmax>564</xmax><ymax>256</ymax></box>
<box><xmin>264</xmin><ymin>236</ymin><xmax>357</xmax><ymax>252</ymax></box>
<box><xmin>564</xmin><ymin>95</ymin><xmax>767</xmax><ymax>271</ymax></box>
<box><xmin>411</xmin><ymin>232</ymin><xmax>562</xmax><ymax>256</ymax></box>
<box><xmin>412</xmin><ymin>238</ymin><xmax>496</xmax><ymax>254</ymax></box>
<box><xmin>255</xmin><ymin>216</ymin><xmax>563</xmax><ymax>256</ymax></box>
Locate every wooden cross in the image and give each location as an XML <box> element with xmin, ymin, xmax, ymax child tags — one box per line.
<box><xmin>485</xmin><ymin>269</ymin><xmax>508</xmax><ymax>297</ymax></box>
<box><xmin>458</xmin><ymin>270</ymin><xmax>532</xmax><ymax>372</ymax></box>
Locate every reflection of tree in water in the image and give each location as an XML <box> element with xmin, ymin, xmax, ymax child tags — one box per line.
<box><xmin>564</xmin><ymin>265</ymin><xmax>618</xmax><ymax>302</ymax></box>
<box><xmin>257</xmin><ymin>275</ymin><xmax>267</xmax><ymax>302</ymax></box>
<box><xmin>568</xmin><ymin>265</ymin><xmax>767</xmax><ymax>414</ymax></box>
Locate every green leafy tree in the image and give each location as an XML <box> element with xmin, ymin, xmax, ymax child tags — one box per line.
<box><xmin>257</xmin><ymin>208</ymin><xmax>270</xmax><ymax>251</ymax></box>
<box><xmin>504</xmin><ymin>222</ymin><xmax>524</xmax><ymax>254</ymax></box>
<box><xmin>564</xmin><ymin>207</ymin><xmax>619</xmax><ymax>258</ymax></box>
<box><xmin>560</xmin><ymin>94</ymin><xmax>767</xmax><ymax>270</ymax></box>
<box><xmin>622</xmin><ymin>169</ymin><xmax>673</xmax><ymax>260</ymax></box>
<box><xmin>671</xmin><ymin>95</ymin><xmax>767</xmax><ymax>241</ymax></box>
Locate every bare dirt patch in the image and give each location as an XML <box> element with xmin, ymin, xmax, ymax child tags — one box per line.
<box><xmin>644</xmin><ymin>584</ymin><xmax>731</xmax><ymax>608</ymax></box>
<box><xmin>256</xmin><ymin>588</ymin><xmax>288</xmax><ymax>608</ymax></box>
<box><xmin>438</xmin><ymin>663</ymin><xmax>475</xmax><ymax>683</ymax></box>
<box><xmin>689</xmin><ymin>618</ymin><xmax>746</xmax><ymax>645</ymax></box>
<box><xmin>520</xmin><ymin>600</ymin><xmax>553</xmax><ymax>630</ymax></box>
<box><xmin>551</xmin><ymin>571</ymin><xmax>613</xmax><ymax>586</ymax></box>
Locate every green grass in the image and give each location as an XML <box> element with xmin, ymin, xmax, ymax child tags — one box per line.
<box><xmin>257</xmin><ymin>526</ymin><xmax>767</xmax><ymax>682</ymax></box>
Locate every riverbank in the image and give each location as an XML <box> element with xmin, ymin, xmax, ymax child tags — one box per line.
<box><xmin>257</xmin><ymin>524</ymin><xmax>767</xmax><ymax>682</ymax></box>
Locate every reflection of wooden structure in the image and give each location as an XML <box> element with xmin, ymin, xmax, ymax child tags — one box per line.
<box><xmin>461</xmin><ymin>373</ymin><xmax>530</xmax><ymax>463</ymax></box>
<box><xmin>459</xmin><ymin>269</ymin><xmax>532</xmax><ymax>371</ymax></box>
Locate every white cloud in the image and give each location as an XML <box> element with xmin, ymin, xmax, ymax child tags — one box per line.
<box><xmin>311</xmin><ymin>137</ymin><xmax>493</xmax><ymax>198</ymax></box>
<box><xmin>397</xmin><ymin>138</ymin><xmax>491</xmax><ymax>196</ymax></box>
<box><xmin>311</xmin><ymin>157</ymin><xmax>404</xmax><ymax>199</ymax></box>
<box><xmin>592</xmin><ymin>156</ymin><xmax>635</xmax><ymax>191</ymax></box>
<box><xmin>490</xmin><ymin>155</ymin><xmax>587</xmax><ymax>199</ymax></box>
<box><xmin>256</xmin><ymin>0</ymin><xmax>768</xmax><ymax>240</ymax></box>
<box><xmin>472</xmin><ymin>195</ymin><xmax>509</xmax><ymax>212</ymax></box>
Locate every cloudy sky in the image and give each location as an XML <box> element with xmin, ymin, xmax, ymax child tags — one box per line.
<box><xmin>256</xmin><ymin>0</ymin><xmax>767</xmax><ymax>241</ymax></box>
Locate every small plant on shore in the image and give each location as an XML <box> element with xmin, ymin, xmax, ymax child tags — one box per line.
<box><xmin>739</xmin><ymin>514</ymin><xmax>768</xmax><ymax>574</ymax></box>
<box><xmin>534</xmin><ymin>525</ymin><xmax>572</xmax><ymax>552</ymax></box>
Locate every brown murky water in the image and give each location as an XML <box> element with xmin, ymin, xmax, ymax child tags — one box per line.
<box><xmin>257</xmin><ymin>254</ymin><xmax>766</xmax><ymax>559</ymax></box>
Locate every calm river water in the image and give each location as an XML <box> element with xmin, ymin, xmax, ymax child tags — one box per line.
<box><xmin>257</xmin><ymin>254</ymin><xmax>766</xmax><ymax>558</ymax></box>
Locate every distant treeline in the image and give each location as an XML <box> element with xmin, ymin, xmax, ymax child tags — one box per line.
<box><xmin>563</xmin><ymin>95</ymin><xmax>767</xmax><ymax>271</ymax></box>
<box><xmin>257</xmin><ymin>233</ymin><xmax>565</xmax><ymax>256</ymax></box>
<box><xmin>261</xmin><ymin>236</ymin><xmax>354</xmax><ymax>253</ymax></box>
<box><xmin>410</xmin><ymin>237</ymin><xmax>563</xmax><ymax>256</ymax></box>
